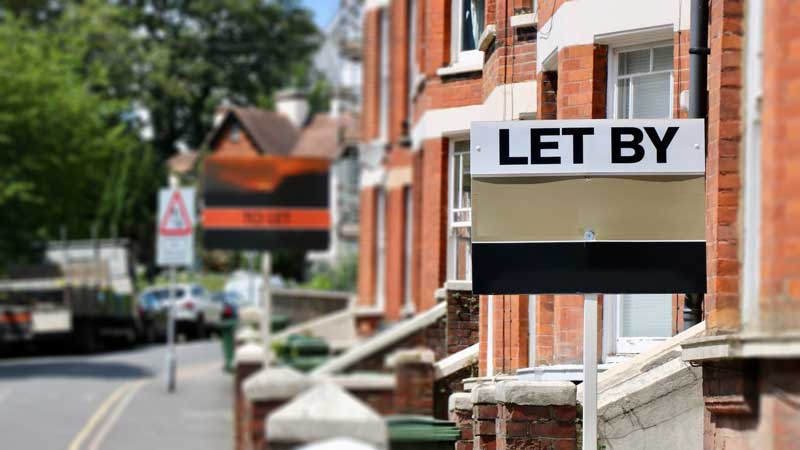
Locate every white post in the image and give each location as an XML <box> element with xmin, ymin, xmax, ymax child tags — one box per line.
<box><xmin>260</xmin><ymin>252</ymin><xmax>273</xmax><ymax>366</ymax></box>
<box><xmin>165</xmin><ymin>174</ymin><xmax>179</xmax><ymax>393</ymax></box>
<box><xmin>583</xmin><ymin>294</ymin><xmax>598</xmax><ymax>450</ymax></box>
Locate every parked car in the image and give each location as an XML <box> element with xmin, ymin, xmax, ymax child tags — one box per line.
<box><xmin>137</xmin><ymin>287</ymin><xmax>169</xmax><ymax>342</ymax></box>
<box><xmin>145</xmin><ymin>284</ymin><xmax>222</xmax><ymax>339</ymax></box>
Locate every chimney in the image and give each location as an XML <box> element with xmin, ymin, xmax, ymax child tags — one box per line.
<box><xmin>275</xmin><ymin>89</ymin><xmax>309</xmax><ymax>129</ymax></box>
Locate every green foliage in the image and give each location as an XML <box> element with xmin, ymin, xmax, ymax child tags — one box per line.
<box><xmin>304</xmin><ymin>254</ymin><xmax>358</xmax><ymax>292</ymax></box>
<box><xmin>0</xmin><ymin>10</ymin><xmax>152</xmax><ymax>268</ymax></box>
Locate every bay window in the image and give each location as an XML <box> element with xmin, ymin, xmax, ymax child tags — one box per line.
<box><xmin>450</xmin><ymin>0</ymin><xmax>485</xmax><ymax>67</ymax></box>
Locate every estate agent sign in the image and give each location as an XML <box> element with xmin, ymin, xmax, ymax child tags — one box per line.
<box><xmin>469</xmin><ymin>119</ymin><xmax>707</xmax><ymax>295</ymax></box>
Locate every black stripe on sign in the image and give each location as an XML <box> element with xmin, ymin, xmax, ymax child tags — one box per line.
<box><xmin>203</xmin><ymin>230</ymin><xmax>329</xmax><ymax>251</ymax></box>
<box><xmin>471</xmin><ymin>241</ymin><xmax>706</xmax><ymax>295</ymax></box>
<box><xmin>204</xmin><ymin>173</ymin><xmax>329</xmax><ymax>208</ymax></box>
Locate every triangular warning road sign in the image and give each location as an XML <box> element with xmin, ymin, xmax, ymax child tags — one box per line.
<box><xmin>159</xmin><ymin>190</ymin><xmax>193</xmax><ymax>236</ymax></box>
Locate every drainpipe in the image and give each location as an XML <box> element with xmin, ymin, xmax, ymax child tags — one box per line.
<box><xmin>684</xmin><ymin>0</ymin><xmax>710</xmax><ymax>330</ymax></box>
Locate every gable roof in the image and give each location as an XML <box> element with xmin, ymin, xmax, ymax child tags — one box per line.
<box><xmin>206</xmin><ymin>107</ymin><xmax>300</xmax><ymax>156</ymax></box>
<box><xmin>291</xmin><ymin>112</ymin><xmax>359</xmax><ymax>160</ymax></box>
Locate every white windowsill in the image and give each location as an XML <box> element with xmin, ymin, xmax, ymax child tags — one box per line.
<box><xmin>517</xmin><ymin>364</ymin><xmax>616</xmax><ymax>382</ymax></box>
<box><xmin>436</xmin><ymin>50</ymin><xmax>484</xmax><ymax>77</ymax></box>
<box><xmin>510</xmin><ymin>13</ymin><xmax>537</xmax><ymax>28</ymax></box>
<box><xmin>444</xmin><ymin>280</ymin><xmax>473</xmax><ymax>292</ymax></box>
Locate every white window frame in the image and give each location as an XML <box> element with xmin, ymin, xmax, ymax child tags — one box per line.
<box><xmin>449</xmin><ymin>0</ymin><xmax>485</xmax><ymax>67</ymax></box>
<box><xmin>741</xmin><ymin>0</ymin><xmax>763</xmax><ymax>331</ymax></box>
<box><xmin>402</xmin><ymin>186</ymin><xmax>415</xmax><ymax>315</ymax></box>
<box><xmin>447</xmin><ymin>138</ymin><xmax>472</xmax><ymax>282</ymax></box>
<box><xmin>607</xmin><ymin>41</ymin><xmax>675</xmax><ymax>120</ymax></box>
<box><xmin>375</xmin><ymin>188</ymin><xmax>387</xmax><ymax>310</ymax></box>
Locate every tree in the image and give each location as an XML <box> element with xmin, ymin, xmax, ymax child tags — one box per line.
<box><xmin>0</xmin><ymin>14</ymin><xmax>152</xmax><ymax>269</ymax></box>
<box><xmin>116</xmin><ymin>0</ymin><xmax>320</xmax><ymax>159</ymax></box>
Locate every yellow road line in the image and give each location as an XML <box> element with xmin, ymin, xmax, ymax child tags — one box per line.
<box><xmin>85</xmin><ymin>380</ymin><xmax>147</xmax><ymax>450</ymax></box>
<box><xmin>67</xmin><ymin>381</ymin><xmax>137</xmax><ymax>450</ymax></box>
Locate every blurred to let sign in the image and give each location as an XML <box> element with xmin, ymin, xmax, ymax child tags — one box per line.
<box><xmin>202</xmin><ymin>155</ymin><xmax>330</xmax><ymax>251</ymax></box>
<box><xmin>156</xmin><ymin>188</ymin><xmax>196</xmax><ymax>267</ymax></box>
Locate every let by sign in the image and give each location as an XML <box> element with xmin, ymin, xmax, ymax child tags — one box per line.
<box><xmin>469</xmin><ymin>119</ymin><xmax>706</xmax><ymax>295</ymax></box>
<box><xmin>470</xmin><ymin>119</ymin><xmax>705</xmax><ymax>177</ymax></box>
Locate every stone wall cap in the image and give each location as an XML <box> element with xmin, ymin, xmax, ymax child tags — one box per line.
<box><xmin>385</xmin><ymin>348</ymin><xmax>435</xmax><ymax>368</ymax></box>
<box><xmin>319</xmin><ymin>373</ymin><xmax>397</xmax><ymax>391</ymax></box>
<box><xmin>234</xmin><ymin>342</ymin><xmax>264</xmax><ymax>365</ymax></box>
<box><xmin>471</xmin><ymin>383</ymin><xmax>497</xmax><ymax>404</ymax></box>
<box><xmin>235</xmin><ymin>327</ymin><xmax>260</xmax><ymax>344</ymax></box>
<box><xmin>238</xmin><ymin>306</ymin><xmax>263</xmax><ymax>325</ymax></box>
<box><xmin>448</xmin><ymin>392</ymin><xmax>473</xmax><ymax>411</ymax></box>
<box><xmin>495</xmin><ymin>380</ymin><xmax>576</xmax><ymax>406</ymax></box>
<box><xmin>267</xmin><ymin>381</ymin><xmax>388</xmax><ymax>448</ymax></box>
<box><xmin>243</xmin><ymin>366</ymin><xmax>311</xmax><ymax>401</ymax></box>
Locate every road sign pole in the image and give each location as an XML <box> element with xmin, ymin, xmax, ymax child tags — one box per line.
<box><xmin>260</xmin><ymin>252</ymin><xmax>272</xmax><ymax>366</ymax></box>
<box><xmin>583</xmin><ymin>293</ymin><xmax>598</xmax><ymax>450</ymax></box>
<box><xmin>165</xmin><ymin>175</ymin><xmax>180</xmax><ymax>393</ymax></box>
<box><xmin>165</xmin><ymin>265</ymin><xmax>177</xmax><ymax>393</ymax></box>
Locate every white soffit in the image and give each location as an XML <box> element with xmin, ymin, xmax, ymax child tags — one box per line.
<box><xmin>537</xmin><ymin>0</ymin><xmax>691</xmax><ymax>70</ymax></box>
<box><xmin>594</xmin><ymin>24</ymin><xmax>675</xmax><ymax>47</ymax></box>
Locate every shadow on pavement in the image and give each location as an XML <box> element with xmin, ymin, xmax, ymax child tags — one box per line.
<box><xmin>0</xmin><ymin>360</ymin><xmax>154</xmax><ymax>380</ymax></box>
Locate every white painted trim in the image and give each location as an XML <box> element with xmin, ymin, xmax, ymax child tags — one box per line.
<box><xmin>517</xmin><ymin>364</ymin><xmax>615</xmax><ymax>382</ymax></box>
<box><xmin>741</xmin><ymin>0</ymin><xmax>764</xmax><ymax>332</ymax></box>
<box><xmin>510</xmin><ymin>13</ymin><xmax>536</xmax><ymax>29</ymax></box>
<box><xmin>435</xmin><ymin>343</ymin><xmax>479</xmax><ymax>379</ymax></box>
<box><xmin>528</xmin><ymin>295</ymin><xmax>537</xmax><ymax>366</ymax></box>
<box><xmin>437</xmin><ymin>60</ymin><xmax>484</xmax><ymax>77</ymax></box>
<box><xmin>536</xmin><ymin>0</ymin><xmax>690</xmax><ymax>73</ymax></box>
<box><xmin>411</xmin><ymin>81</ymin><xmax>538</xmax><ymax>149</ymax></box>
<box><xmin>682</xmin><ymin>333</ymin><xmax>800</xmax><ymax>362</ymax></box>
<box><xmin>487</xmin><ymin>295</ymin><xmax>494</xmax><ymax>376</ymax></box>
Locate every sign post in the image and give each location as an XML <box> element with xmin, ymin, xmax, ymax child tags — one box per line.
<box><xmin>156</xmin><ymin>178</ymin><xmax>195</xmax><ymax>393</ymax></box>
<box><xmin>469</xmin><ymin>119</ymin><xmax>707</xmax><ymax>450</ymax></box>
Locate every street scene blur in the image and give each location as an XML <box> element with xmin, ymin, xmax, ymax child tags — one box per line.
<box><xmin>0</xmin><ymin>0</ymin><xmax>798</xmax><ymax>449</ymax></box>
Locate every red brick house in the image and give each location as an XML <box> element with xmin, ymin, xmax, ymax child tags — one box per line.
<box><xmin>356</xmin><ymin>0</ymin><xmax>798</xmax><ymax>449</ymax></box>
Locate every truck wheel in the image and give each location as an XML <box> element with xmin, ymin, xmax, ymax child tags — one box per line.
<box><xmin>74</xmin><ymin>321</ymin><xmax>98</xmax><ymax>353</ymax></box>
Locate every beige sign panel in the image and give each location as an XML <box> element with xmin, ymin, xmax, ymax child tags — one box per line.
<box><xmin>472</xmin><ymin>175</ymin><xmax>705</xmax><ymax>242</ymax></box>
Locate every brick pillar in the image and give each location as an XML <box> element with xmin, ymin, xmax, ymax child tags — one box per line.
<box><xmin>471</xmin><ymin>384</ymin><xmax>498</xmax><ymax>450</ymax></box>
<box><xmin>357</xmin><ymin>187</ymin><xmax>377</xmax><ymax>308</ymax></box>
<box><xmin>495</xmin><ymin>381</ymin><xmax>578</xmax><ymax>450</ymax></box>
<box><xmin>419</xmin><ymin>138</ymin><xmax>449</xmax><ymax>311</ymax></box>
<box><xmin>241</xmin><ymin>367</ymin><xmax>312</xmax><ymax>450</ymax></box>
<box><xmin>446</xmin><ymin>288</ymin><xmax>480</xmax><ymax>356</ymax></box>
<box><xmin>234</xmin><ymin>343</ymin><xmax>264</xmax><ymax>450</ymax></box>
<box><xmin>450</xmin><ymin>393</ymin><xmax>474</xmax><ymax>450</ymax></box>
<box><xmin>387</xmin><ymin>348</ymin><xmax>436</xmax><ymax>415</ymax></box>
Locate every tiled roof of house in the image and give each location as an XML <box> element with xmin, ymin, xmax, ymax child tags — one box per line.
<box><xmin>206</xmin><ymin>107</ymin><xmax>300</xmax><ymax>156</ymax></box>
<box><xmin>291</xmin><ymin>112</ymin><xmax>360</xmax><ymax>159</ymax></box>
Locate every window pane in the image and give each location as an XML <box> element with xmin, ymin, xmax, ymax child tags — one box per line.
<box><xmin>632</xmin><ymin>72</ymin><xmax>671</xmax><ymax>118</ymax></box>
<box><xmin>461</xmin><ymin>152</ymin><xmax>471</xmax><ymax>209</ymax></box>
<box><xmin>619</xmin><ymin>49</ymin><xmax>650</xmax><ymax>75</ymax></box>
<box><xmin>621</xmin><ymin>294</ymin><xmax>672</xmax><ymax>337</ymax></box>
<box><xmin>454</xmin><ymin>226</ymin><xmax>472</xmax><ymax>281</ymax></box>
<box><xmin>461</xmin><ymin>0</ymin><xmax>484</xmax><ymax>51</ymax></box>
<box><xmin>616</xmin><ymin>79</ymin><xmax>631</xmax><ymax>119</ymax></box>
<box><xmin>652</xmin><ymin>46</ymin><xmax>673</xmax><ymax>71</ymax></box>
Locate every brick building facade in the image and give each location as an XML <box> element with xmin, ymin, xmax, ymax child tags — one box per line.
<box><xmin>356</xmin><ymin>0</ymin><xmax>798</xmax><ymax>448</ymax></box>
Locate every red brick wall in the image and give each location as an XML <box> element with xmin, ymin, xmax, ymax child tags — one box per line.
<box><xmin>212</xmin><ymin>122</ymin><xmax>259</xmax><ymax>156</ymax></box>
<box><xmin>389</xmin><ymin>0</ymin><xmax>410</xmax><ymax>144</ymax></box>
<box><xmin>673</xmin><ymin>30</ymin><xmax>691</xmax><ymax>119</ymax></box>
<box><xmin>497</xmin><ymin>403</ymin><xmax>578</xmax><ymax>450</ymax></box>
<box><xmin>760</xmin><ymin>0</ymin><xmax>800</xmax><ymax>331</ymax></box>
<box><xmin>538</xmin><ymin>0</ymin><xmax>569</xmax><ymax>26</ymax></box>
<box><xmin>357</xmin><ymin>188</ymin><xmax>377</xmax><ymax>307</ymax></box>
<box><xmin>362</xmin><ymin>9</ymin><xmax>381</xmax><ymax>141</ymax></box>
<box><xmin>705</xmin><ymin>0</ymin><xmax>744</xmax><ymax>334</ymax></box>
<box><xmin>384</xmin><ymin>151</ymin><xmax>413</xmax><ymax>321</ymax></box>
<box><xmin>538</xmin><ymin>71</ymin><xmax>558</xmax><ymax>119</ymax></box>
<box><xmin>421</xmin><ymin>0</ymin><xmax>452</xmax><ymax>76</ymax></box>
<box><xmin>557</xmin><ymin>44</ymin><xmax>608</xmax><ymax>119</ymax></box>
<box><xmin>417</xmin><ymin>138</ymin><xmax>449</xmax><ymax>311</ymax></box>
<box><xmin>446</xmin><ymin>290</ymin><xmax>480</xmax><ymax>355</ymax></box>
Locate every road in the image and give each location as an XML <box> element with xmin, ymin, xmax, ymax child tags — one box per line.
<box><xmin>0</xmin><ymin>340</ymin><xmax>232</xmax><ymax>450</ymax></box>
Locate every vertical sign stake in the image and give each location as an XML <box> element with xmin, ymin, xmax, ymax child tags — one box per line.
<box><xmin>583</xmin><ymin>293</ymin><xmax>598</xmax><ymax>450</ymax></box>
<box><xmin>260</xmin><ymin>252</ymin><xmax>272</xmax><ymax>366</ymax></box>
<box><xmin>165</xmin><ymin>174</ymin><xmax>179</xmax><ymax>393</ymax></box>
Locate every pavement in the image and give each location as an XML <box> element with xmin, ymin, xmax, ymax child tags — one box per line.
<box><xmin>0</xmin><ymin>340</ymin><xmax>232</xmax><ymax>450</ymax></box>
